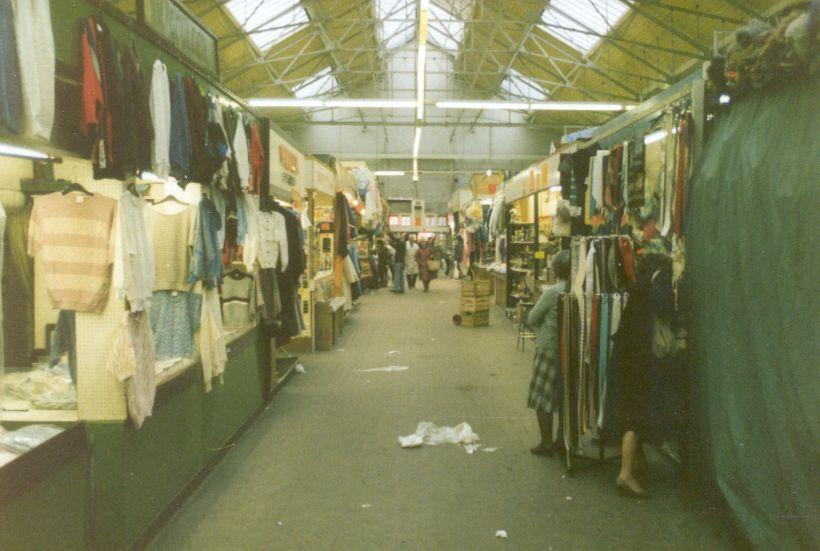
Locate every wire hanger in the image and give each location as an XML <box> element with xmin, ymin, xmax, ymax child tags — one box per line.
<box><xmin>62</xmin><ymin>171</ymin><xmax>93</xmax><ymax>196</ymax></box>
<box><xmin>150</xmin><ymin>193</ymin><xmax>185</xmax><ymax>206</ymax></box>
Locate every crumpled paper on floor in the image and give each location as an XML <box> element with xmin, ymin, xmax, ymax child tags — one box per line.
<box><xmin>495</xmin><ymin>530</ymin><xmax>508</xmax><ymax>539</ymax></box>
<box><xmin>398</xmin><ymin>421</ymin><xmax>480</xmax><ymax>450</ymax></box>
<box><xmin>356</xmin><ymin>366</ymin><xmax>409</xmax><ymax>373</ymax></box>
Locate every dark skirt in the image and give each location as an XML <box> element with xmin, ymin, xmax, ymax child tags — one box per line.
<box><xmin>527</xmin><ymin>349</ymin><xmax>561</xmax><ymax>413</ymax></box>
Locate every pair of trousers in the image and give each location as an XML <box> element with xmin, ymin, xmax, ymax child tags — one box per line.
<box><xmin>392</xmin><ymin>262</ymin><xmax>405</xmax><ymax>292</ymax></box>
<box><xmin>407</xmin><ymin>274</ymin><xmax>417</xmax><ymax>288</ymax></box>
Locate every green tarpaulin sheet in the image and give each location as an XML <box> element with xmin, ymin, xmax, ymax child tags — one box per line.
<box><xmin>687</xmin><ymin>75</ymin><xmax>820</xmax><ymax>549</ymax></box>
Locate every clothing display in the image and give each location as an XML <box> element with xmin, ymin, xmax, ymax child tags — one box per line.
<box><xmin>149</xmin><ymin>60</ymin><xmax>171</xmax><ymax>179</ymax></box>
<box><xmin>221</xmin><ymin>271</ymin><xmax>254</xmax><ymax>329</ymax></box>
<box><xmin>169</xmin><ymin>73</ymin><xmax>192</xmax><ymax>180</ymax></box>
<box><xmin>256</xmin><ymin>208</ymin><xmax>288</xmax><ymax>270</ymax></box>
<box><xmin>232</xmin><ymin>113</ymin><xmax>250</xmax><ymax>190</ymax></box>
<box><xmin>114</xmin><ymin>192</ymin><xmax>155</xmax><ymax>312</ymax></box>
<box><xmin>0</xmin><ymin>0</ymin><xmax>23</xmax><ymax>134</ymax></box>
<box><xmin>248</xmin><ymin>122</ymin><xmax>264</xmax><ymax>193</ymax></box>
<box><xmin>13</xmin><ymin>0</ymin><xmax>54</xmax><ymax>141</ymax></box>
<box><xmin>147</xmin><ymin>203</ymin><xmax>198</xmax><ymax>292</ymax></box>
<box><xmin>189</xmin><ymin>197</ymin><xmax>223</xmax><ymax>290</ymax></box>
<box><xmin>148</xmin><ymin>290</ymin><xmax>202</xmax><ymax>361</ymax></box>
<box><xmin>27</xmin><ymin>192</ymin><xmax>117</xmax><ymax>313</ymax></box>
<box><xmin>200</xmin><ymin>287</ymin><xmax>227</xmax><ymax>392</ymax></box>
<box><xmin>107</xmin><ymin>311</ymin><xmax>156</xmax><ymax>428</ymax></box>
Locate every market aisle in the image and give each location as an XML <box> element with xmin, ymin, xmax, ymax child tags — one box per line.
<box><xmin>150</xmin><ymin>278</ymin><xmax>730</xmax><ymax>550</ymax></box>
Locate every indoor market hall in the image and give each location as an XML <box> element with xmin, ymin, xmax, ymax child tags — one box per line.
<box><xmin>0</xmin><ymin>1</ymin><xmax>815</xmax><ymax>550</ymax></box>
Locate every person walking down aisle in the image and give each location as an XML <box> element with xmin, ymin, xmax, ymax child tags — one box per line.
<box><xmin>453</xmin><ymin>234</ymin><xmax>464</xmax><ymax>279</ymax></box>
<box><xmin>526</xmin><ymin>250</ymin><xmax>570</xmax><ymax>456</ymax></box>
<box><xmin>376</xmin><ymin>238</ymin><xmax>391</xmax><ymax>288</ymax></box>
<box><xmin>405</xmin><ymin>235</ymin><xmax>420</xmax><ymax>289</ymax></box>
<box><xmin>388</xmin><ymin>231</ymin><xmax>406</xmax><ymax>294</ymax></box>
<box><xmin>415</xmin><ymin>240</ymin><xmax>437</xmax><ymax>292</ymax></box>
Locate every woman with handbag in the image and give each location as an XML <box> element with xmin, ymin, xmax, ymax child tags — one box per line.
<box><xmin>415</xmin><ymin>241</ymin><xmax>438</xmax><ymax>292</ymax></box>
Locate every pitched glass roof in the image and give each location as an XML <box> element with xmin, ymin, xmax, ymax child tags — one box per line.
<box><xmin>500</xmin><ymin>69</ymin><xmax>548</xmax><ymax>101</ymax></box>
<box><xmin>224</xmin><ymin>0</ymin><xmax>309</xmax><ymax>53</ymax></box>
<box><xmin>428</xmin><ymin>3</ymin><xmax>464</xmax><ymax>51</ymax></box>
<box><xmin>377</xmin><ymin>0</ymin><xmax>416</xmax><ymax>50</ymax></box>
<box><xmin>293</xmin><ymin>67</ymin><xmax>339</xmax><ymax>99</ymax></box>
<box><xmin>539</xmin><ymin>0</ymin><xmax>629</xmax><ymax>54</ymax></box>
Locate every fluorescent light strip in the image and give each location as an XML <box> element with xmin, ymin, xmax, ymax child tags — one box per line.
<box><xmin>434</xmin><ymin>100</ymin><xmax>632</xmax><ymax>111</ymax></box>
<box><xmin>0</xmin><ymin>143</ymin><xmax>50</xmax><ymax>160</ymax></box>
<box><xmin>529</xmin><ymin>102</ymin><xmax>626</xmax><ymax>111</ymax></box>
<box><xmin>643</xmin><ymin>130</ymin><xmax>668</xmax><ymax>145</ymax></box>
<box><xmin>417</xmin><ymin>3</ymin><xmax>429</xmax><ymax>121</ymax></box>
<box><xmin>325</xmin><ymin>99</ymin><xmax>417</xmax><ymax>109</ymax></box>
<box><xmin>248</xmin><ymin>98</ymin><xmax>323</xmax><ymax>108</ymax></box>
<box><xmin>374</xmin><ymin>170</ymin><xmax>406</xmax><ymax>176</ymax></box>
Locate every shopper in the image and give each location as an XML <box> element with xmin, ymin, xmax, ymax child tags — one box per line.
<box><xmin>611</xmin><ymin>253</ymin><xmax>675</xmax><ymax>498</ymax></box>
<box><xmin>376</xmin><ymin>238</ymin><xmax>391</xmax><ymax>288</ymax></box>
<box><xmin>415</xmin><ymin>240</ymin><xmax>437</xmax><ymax>292</ymax></box>
<box><xmin>388</xmin><ymin>231</ymin><xmax>406</xmax><ymax>294</ymax></box>
<box><xmin>405</xmin><ymin>234</ymin><xmax>420</xmax><ymax>289</ymax></box>
<box><xmin>453</xmin><ymin>234</ymin><xmax>464</xmax><ymax>279</ymax></box>
<box><xmin>526</xmin><ymin>250</ymin><xmax>570</xmax><ymax>457</ymax></box>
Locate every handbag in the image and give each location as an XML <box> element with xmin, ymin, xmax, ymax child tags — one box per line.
<box><xmin>426</xmin><ymin>259</ymin><xmax>441</xmax><ymax>272</ymax></box>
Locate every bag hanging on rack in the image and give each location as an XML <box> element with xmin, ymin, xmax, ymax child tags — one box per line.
<box><xmin>427</xmin><ymin>259</ymin><xmax>441</xmax><ymax>272</ymax></box>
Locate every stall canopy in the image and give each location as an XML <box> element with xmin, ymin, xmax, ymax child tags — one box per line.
<box><xmin>686</xmin><ymin>75</ymin><xmax>819</xmax><ymax>550</ymax></box>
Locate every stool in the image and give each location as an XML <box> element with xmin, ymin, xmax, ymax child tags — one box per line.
<box><xmin>516</xmin><ymin>302</ymin><xmax>536</xmax><ymax>351</ymax></box>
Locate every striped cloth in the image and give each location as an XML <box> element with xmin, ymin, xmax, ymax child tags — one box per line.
<box><xmin>28</xmin><ymin>192</ymin><xmax>117</xmax><ymax>313</ymax></box>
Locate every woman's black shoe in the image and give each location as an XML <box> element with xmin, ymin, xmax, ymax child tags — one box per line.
<box><xmin>530</xmin><ymin>442</ymin><xmax>554</xmax><ymax>456</ymax></box>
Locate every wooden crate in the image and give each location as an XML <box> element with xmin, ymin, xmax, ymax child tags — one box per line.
<box><xmin>460</xmin><ymin>310</ymin><xmax>489</xmax><ymax>327</ymax></box>
<box><xmin>460</xmin><ymin>296</ymin><xmax>491</xmax><ymax>312</ymax></box>
<box><xmin>461</xmin><ymin>280</ymin><xmax>491</xmax><ymax>297</ymax></box>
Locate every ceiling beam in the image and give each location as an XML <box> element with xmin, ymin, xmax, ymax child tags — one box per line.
<box><xmin>621</xmin><ymin>1</ymin><xmax>713</xmax><ymax>55</ymax></box>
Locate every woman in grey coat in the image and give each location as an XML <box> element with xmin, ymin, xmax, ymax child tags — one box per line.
<box><xmin>526</xmin><ymin>250</ymin><xmax>570</xmax><ymax>456</ymax></box>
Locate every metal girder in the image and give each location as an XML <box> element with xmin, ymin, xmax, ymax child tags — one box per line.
<box><xmin>278</xmin><ymin>120</ymin><xmax>572</xmax><ymax>128</ymax></box>
<box><xmin>544</xmin><ymin>4</ymin><xmax>674</xmax><ymax>81</ymax></box>
<box><xmin>621</xmin><ymin>1</ymin><xmax>713</xmax><ymax>55</ymax></box>
<box><xmin>637</xmin><ymin>1</ymin><xmax>746</xmax><ymax>24</ymax></box>
<box><xmin>717</xmin><ymin>0</ymin><xmax>765</xmax><ymax>20</ymax></box>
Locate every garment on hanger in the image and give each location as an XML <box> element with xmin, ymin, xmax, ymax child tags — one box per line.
<box><xmin>205</xmin><ymin>94</ymin><xmax>230</xmax><ymax>187</ymax></box>
<box><xmin>241</xmin><ymin>193</ymin><xmax>259</xmax><ymax>272</ymax></box>
<box><xmin>232</xmin><ymin>112</ymin><xmax>250</xmax><ymax>190</ymax></box>
<box><xmin>256</xmin><ymin>208</ymin><xmax>288</xmax><ymax>271</ymax></box>
<box><xmin>200</xmin><ymin>287</ymin><xmax>227</xmax><ymax>392</ymax></box>
<box><xmin>114</xmin><ymin>191</ymin><xmax>155</xmax><ymax>312</ymax></box>
<box><xmin>123</xmin><ymin>43</ymin><xmax>153</xmax><ymax>175</ymax></box>
<box><xmin>107</xmin><ymin>311</ymin><xmax>155</xmax><ymax>429</ymax></box>
<box><xmin>149</xmin><ymin>60</ymin><xmax>171</xmax><ymax>178</ymax></box>
<box><xmin>183</xmin><ymin>76</ymin><xmax>208</xmax><ymax>183</ymax></box>
<box><xmin>248</xmin><ymin>122</ymin><xmax>264</xmax><ymax>194</ymax></box>
<box><xmin>147</xmin><ymin>203</ymin><xmax>197</xmax><ymax>292</ymax></box>
<box><xmin>189</xmin><ymin>196</ymin><xmax>223</xmax><ymax>290</ymax></box>
<box><xmin>80</xmin><ymin>15</ymin><xmax>117</xmax><ymax>178</ymax></box>
<box><xmin>28</xmin><ymin>192</ymin><xmax>117</xmax><ymax>313</ymax></box>
<box><xmin>0</xmin><ymin>0</ymin><xmax>23</xmax><ymax>134</ymax></box>
<box><xmin>149</xmin><ymin>290</ymin><xmax>201</xmax><ymax>360</ymax></box>
<box><xmin>169</xmin><ymin>72</ymin><xmax>192</xmax><ymax>180</ymax></box>
<box><xmin>13</xmin><ymin>0</ymin><xmax>53</xmax><ymax>141</ymax></box>
<box><xmin>334</xmin><ymin>192</ymin><xmax>349</xmax><ymax>258</ymax></box>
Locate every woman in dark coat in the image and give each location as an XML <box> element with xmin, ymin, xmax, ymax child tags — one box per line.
<box><xmin>415</xmin><ymin>241</ymin><xmax>437</xmax><ymax>292</ymax></box>
<box><xmin>453</xmin><ymin>234</ymin><xmax>464</xmax><ymax>279</ymax></box>
<box><xmin>611</xmin><ymin>253</ymin><xmax>675</xmax><ymax>498</ymax></box>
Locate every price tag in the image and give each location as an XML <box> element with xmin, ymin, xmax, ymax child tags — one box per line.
<box><xmin>534</xmin><ymin>251</ymin><xmax>546</xmax><ymax>259</ymax></box>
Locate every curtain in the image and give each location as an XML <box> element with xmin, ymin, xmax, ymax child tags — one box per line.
<box><xmin>686</xmin><ymin>75</ymin><xmax>819</xmax><ymax>549</ymax></box>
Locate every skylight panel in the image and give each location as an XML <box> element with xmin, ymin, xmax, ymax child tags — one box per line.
<box><xmin>225</xmin><ymin>0</ymin><xmax>309</xmax><ymax>53</ymax></box>
<box><xmin>293</xmin><ymin>67</ymin><xmax>339</xmax><ymax>99</ymax></box>
<box><xmin>427</xmin><ymin>4</ymin><xmax>464</xmax><ymax>51</ymax></box>
<box><xmin>377</xmin><ymin>0</ymin><xmax>416</xmax><ymax>50</ymax></box>
<box><xmin>539</xmin><ymin>0</ymin><xmax>629</xmax><ymax>54</ymax></box>
<box><xmin>500</xmin><ymin>69</ymin><xmax>548</xmax><ymax>101</ymax></box>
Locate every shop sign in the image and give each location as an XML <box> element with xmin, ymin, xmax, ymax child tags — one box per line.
<box><xmin>142</xmin><ymin>0</ymin><xmax>219</xmax><ymax>76</ymax></box>
<box><xmin>279</xmin><ymin>145</ymin><xmax>299</xmax><ymax>175</ymax></box>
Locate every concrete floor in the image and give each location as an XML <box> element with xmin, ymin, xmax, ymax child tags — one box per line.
<box><xmin>150</xmin><ymin>277</ymin><xmax>731</xmax><ymax>550</ymax></box>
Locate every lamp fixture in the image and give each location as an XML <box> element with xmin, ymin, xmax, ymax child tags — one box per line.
<box><xmin>417</xmin><ymin>0</ymin><xmax>429</xmax><ymax>120</ymax></box>
<box><xmin>643</xmin><ymin>129</ymin><xmax>668</xmax><ymax>145</ymax></box>
<box><xmin>485</xmin><ymin>169</ymin><xmax>493</xmax><ymax>176</ymax></box>
<box><xmin>374</xmin><ymin>170</ymin><xmax>406</xmax><ymax>176</ymax></box>
<box><xmin>434</xmin><ymin>100</ymin><xmax>632</xmax><ymax>111</ymax></box>
<box><xmin>0</xmin><ymin>142</ymin><xmax>52</xmax><ymax>161</ymax></box>
<box><xmin>325</xmin><ymin>99</ymin><xmax>418</xmax><ymax>109</ymax></box>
